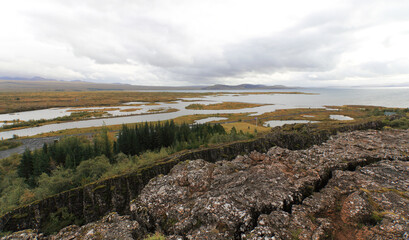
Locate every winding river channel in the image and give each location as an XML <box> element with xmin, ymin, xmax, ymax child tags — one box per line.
<box><xmin>0</xmin><ymin>88</ymin><xmax>408</xmax><ymax>139</ymax></box>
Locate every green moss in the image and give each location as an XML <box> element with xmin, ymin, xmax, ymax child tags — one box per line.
<box><xmin>307</xmin><ymin>213</ymin><xmax>317</xmax><ymax>223</ymax></box>
<box><xmin>92</xmin><ymin>184</ymin><xmax>106</xmax><ymax>192</ymax></box>
<box><xmin>161</xmin><ymin>216</ymin><xmax>178</xmax><ymax>230</ymax></box>
<box><xmin>290</xmin><ymin>228</ymin><xmax>302</xmax><ymax>240</ymax></box>
<box><xmin>144</xmin><ymin>232</ymin><xmax>166</xmax><ymax>240</ymax></box>
<box><xmin>11</xmin><ymin>213</ymin><xmax>28</xmax><ymax>219</ymax></box>
<box><xmin>374</xmin><ymin>188</ymin><xmax>409</xmax><ymax>200</ymax></box>
<box><xmin>371</xmin><ymin>211</ymin><xmax>383</xmax><ymax>224</ymax></box>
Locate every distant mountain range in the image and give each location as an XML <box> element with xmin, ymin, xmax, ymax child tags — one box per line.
<box><xmin>201</xmin><ymin>84</ymin><xmax>293</xmax><ymax>90</ymax></box>
<box><xmin>0</xmin><ymin>78</ymin><xmax>298</xmax><ymax>92</ymax></box>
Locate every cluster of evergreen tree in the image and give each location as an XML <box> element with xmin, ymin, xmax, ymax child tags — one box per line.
<box><xmin>114</xmin><ymin>120</ymin><xmax>226</xmax><ymax>155</ymax></box>
<box><xmin>17</xmin><ymin>121</ymin><xmax>227</xmax><ymax>187</ymax></box>
<box><xmin>17</xmin><ymin>129</ymin><xmax>112</xmax><ymax>187</ymax></box>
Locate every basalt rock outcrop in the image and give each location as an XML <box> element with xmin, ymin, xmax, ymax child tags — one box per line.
<box><xmin>1</xmin><ymin>212</ymin><xmax>142</xmax><ymax>240</ymax></box>
<box><xmin>129</xmin><ymin>129</ymin><xmax>409</xmax><ymax>239</ymax></box>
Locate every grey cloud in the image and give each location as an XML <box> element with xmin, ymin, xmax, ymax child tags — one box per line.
<box><xmin>360</xmin><ymin>60</ymin><xmax>409</xmax><ymax>75</ymax></box>
<box><xmin>5</xmin><ymin>0</ymin><xmax>409</xmax><ymax>86</ymax></box>
<box><xmin>164</xmin><ymin>10</ymin><xmax>356</xmax><ymax>81</ymax></box>
<box><xmin>26</xmin><ymin>1</ymin><xmax>353</xmax><ymax>76</ymax></box>
<box><xmin>304</xmin><ymin>59</ymin><xmax>409</xmax><ymax>83</ymax></box>
<box><xmin>27</xmin><ymin>4</ymin><xmax>192</xmax><ymax>66</ymax></box>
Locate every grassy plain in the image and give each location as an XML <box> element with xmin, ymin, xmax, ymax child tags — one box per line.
<box><xmin>185</xmin><ymin>102</ymin><xmax>267</xmax><ymax>110</ymax></box>
<box><xmin>0</xmin><ymin>91</ymin><xmax>209</xmax><ymax>114</ymax></box>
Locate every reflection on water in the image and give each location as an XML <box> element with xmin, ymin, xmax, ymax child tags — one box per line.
<box><xmin>0</xmin><ymin>88</ymin><xmax>408</xmax><ymax>139</ymax></box>
<box><xmin>329</xmin><ymin>115</ymin><xmax>354</xmax><ymax>121</ymax></box>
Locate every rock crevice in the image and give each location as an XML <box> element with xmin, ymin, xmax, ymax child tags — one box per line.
<box><xmin>128</xmin><ymin>129</ymin><xmax>409</xmax><ymax>239</ymax></box>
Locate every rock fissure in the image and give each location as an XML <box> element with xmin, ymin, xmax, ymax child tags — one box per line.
<box><xmin>243</xmin><ymin>157</ymin><xmax>383</xmax><ymax>237</ymax></box>
<box><xmin>242</xmin><ymin>155</ymin><xmax>409</xmax><ymax>238</ymax></box>
<box><xmin>128</xmin><ymin>129</ymin><xmax>409</xmax><ymax>239</ymax></box>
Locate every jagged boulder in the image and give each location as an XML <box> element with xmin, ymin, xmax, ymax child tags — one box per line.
<box><xmin>51</xmin><ymin>212</ymin><xmax>142</xmax><ymax>240</ymax></box>
<box><xmin>130</xmin><ymin>155</ymin><xmax>309</xmax><ymax>238</ymax></box>
<box><xmin>340</xmin><ymin>191</ymin><xmax>374</xmax><ymax>225</ymax></box>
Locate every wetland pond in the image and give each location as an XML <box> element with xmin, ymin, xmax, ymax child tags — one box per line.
<box><xmin>0</xmin><ymin>88</ymin><xmax>408</xmax><ymax>139</ymax></box>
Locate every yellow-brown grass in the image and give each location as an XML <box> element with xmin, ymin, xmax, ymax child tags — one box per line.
<box><xmin>186</xmin><ymin>102</ymin><xmax>267</xmax><ymax>110</ymax></box>
<box><xmin>222</xmin><ymin>122</ymin><xmax>270</xmax><ymax>134</ymax></box>
<box><xmin>0</xmin><ymin>91</ymin><xmax>210</xmax><ymax>114</ymax></box>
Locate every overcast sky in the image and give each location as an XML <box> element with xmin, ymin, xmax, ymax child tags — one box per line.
<box><xmin>1</xmin><ymin>0</ymin><xmax>409</xmax><ymax>87</ymax></box>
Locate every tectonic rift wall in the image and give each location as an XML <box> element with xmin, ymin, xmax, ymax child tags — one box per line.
<box><xmin>0</xmin><ymin>121</ymin><xmax>383</xmax><ymax>233</ymax></box>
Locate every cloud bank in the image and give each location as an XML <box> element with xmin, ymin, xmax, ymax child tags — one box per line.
<box><xmin>0</xmin><ymin>0</ymin><xmax>409</xmax><ymax>87</ymax></box>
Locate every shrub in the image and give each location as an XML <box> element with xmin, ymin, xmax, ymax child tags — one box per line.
<box><xmin>74</xmin><ymin>156</ymin><xmax>111</xmax><ymax>185</ymax></box>
<box><xmin>35</xmin><ymin>168</ymin><xmax>75</xmax><ymax>199</ymax></box>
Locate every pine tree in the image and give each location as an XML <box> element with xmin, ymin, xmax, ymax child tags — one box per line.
<box><xmin>33</xmin><ymin>149</ymin><xmax>50</xmax><ymax>177</ymax></box>
<box><xmin>17</xmin><ymin>148</ymin><xmax>34</xmax><ymax>182</ymax></box>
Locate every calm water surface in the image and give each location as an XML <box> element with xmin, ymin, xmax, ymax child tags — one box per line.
<box><xmin>263</xmin><ymin>120</ymin><xmax>319</xmax><ymax>127</ymax></box>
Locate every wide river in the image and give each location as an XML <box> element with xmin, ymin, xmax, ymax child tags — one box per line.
<box><xmin>0</xmin><ymin>88</ymin><xmax>408</xmax><ymax>139</ymax></box>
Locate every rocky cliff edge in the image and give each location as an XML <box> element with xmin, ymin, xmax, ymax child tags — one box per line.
<box><xmin>3</xmin><ymin>129</ymin><xmax>409</xmax><ymax>239</ymax></box>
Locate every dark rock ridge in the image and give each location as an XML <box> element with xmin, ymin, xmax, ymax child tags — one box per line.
<box><xmin>130</xmin><ymin>129</ymin><xmax>409</xmax><ymax>239</ymax></box>
<box><xmin>0</xmin><ymin>121</ymin><xmax>383</xmax><ymax>234</ymax></box>
<box><xmin>3</xmin><ymin>128</ymin><xmax>408</xmax><ymax>239</ymax></box>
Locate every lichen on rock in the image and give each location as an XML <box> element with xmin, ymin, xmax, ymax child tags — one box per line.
<box><xmin>130</xmin><ymin>130</ymin><xmax>409</xmax><ymax>239</ymax></box>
